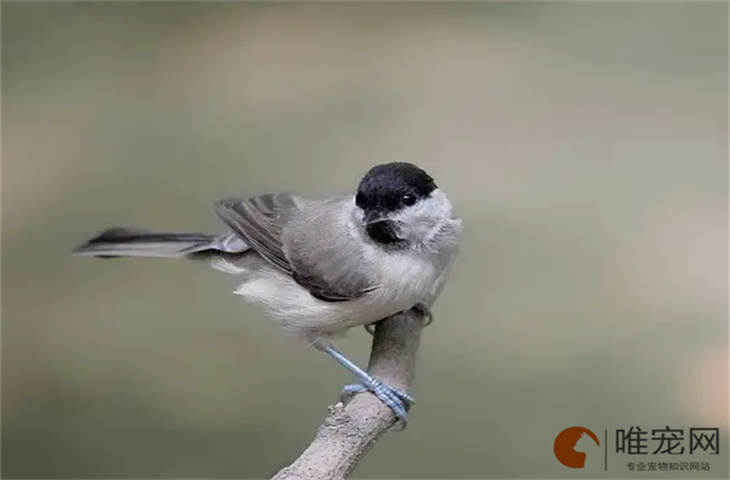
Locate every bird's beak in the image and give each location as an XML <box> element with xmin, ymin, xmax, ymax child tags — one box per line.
<box><xmin>363</xmin><ymin>210</ymin><xmax>389</xmax><ymax>225</ymax></box>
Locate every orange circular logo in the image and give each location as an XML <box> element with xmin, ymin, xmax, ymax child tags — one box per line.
<box><xmin>554</xmin><ymin>426</ymin><xmax>600</xmax><ymax>468</ymax></box>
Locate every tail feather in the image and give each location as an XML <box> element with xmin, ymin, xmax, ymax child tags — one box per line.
<box><xmin>73</xmin><ymin>227</ymin><xmax>219</xmax><ymax>258</ymax></box>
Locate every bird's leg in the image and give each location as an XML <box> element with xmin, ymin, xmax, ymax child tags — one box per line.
<box><xmin>363</xmin><ymin>302</ymin><xmax>433</xmax><ymax>336</ymax></box>
<box><xmin>311</xmin><ymin>337</ymin><xmax>414</xmax><ymax>427</ymax></box>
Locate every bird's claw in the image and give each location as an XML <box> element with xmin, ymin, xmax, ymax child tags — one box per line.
<box><xmin>363</xmin><ymin>320</ymin><xmax>380</xmax><ymax>336</ymax></box>
<box><xmin>411</xmin><ymin>302</ymin><xmax>434</xmax><ymax>327</ymax></box>
<box><xmin>363</xmin><ymin>303</ymin><xmax>434</xmax><ymax>336</ymax></box>
<box><xmin>340</xmin><ymin>380</ymin><xmax>414</xmax><ymax>429</ymax></box>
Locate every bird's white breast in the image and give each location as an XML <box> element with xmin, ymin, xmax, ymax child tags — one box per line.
<box><xmin>231</xmin><ymin>248</ymin><xmax>439</xmax><ymax>339</ymax></box>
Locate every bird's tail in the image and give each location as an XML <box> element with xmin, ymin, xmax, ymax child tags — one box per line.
<box><xmin>72</xmin><ymin>227</ymin><xmax>219</xmax><ymax>258</ymax></box>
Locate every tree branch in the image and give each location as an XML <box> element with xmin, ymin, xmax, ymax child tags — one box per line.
<box><xmin>270</xmin><ymin>309</ymin><xmax>425</xmax><ymax>480</ymax></box>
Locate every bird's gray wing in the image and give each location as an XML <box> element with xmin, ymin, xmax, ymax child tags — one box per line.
<box><xmin>215</xmin><ymin>194</ymin><xmax>374</xmax><ymax>302</ymax></box>
<box><xmin>214</xmin><ymin>194</ymin><xmax>298</xmax><ymax>275</ymax></box>
<box><xmin>281</xmin><ymin>197</ymin><xmax>378</xmax><ymax>302</ymax></box>
<box><xmin>290</xmin><ymin>270</ymin><xmax>372</xmax><ymax>303</ymax></box>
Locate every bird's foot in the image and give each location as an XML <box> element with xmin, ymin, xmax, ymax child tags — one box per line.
<box><xmin>340</xmin><ymin>379</ymin><xmax>414</xmax><ymax>428</ymax></box>
<box><xmin>363</xmin><ymin>320</ymin><xmax>382</xmax><ymax>336</ymax></box>
<box><xmin>363</xmin><ymin>302</ymin><xmax>434</xmax><ymax>336</ymax></box>
<box><xmin>411</xmin><ymin>302</ymin><xmax>434</xmax><ymax>327</ymax></box>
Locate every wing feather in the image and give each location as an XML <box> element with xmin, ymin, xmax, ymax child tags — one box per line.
<box><xmin>214</xmin><ymin>194</ymin><xmax>297</xmax><ymax>274</ymax></box>
<box><xmin>215</xmin><ymin>194</ymin><xmax>373</xmax><ymax>302</ymax></box>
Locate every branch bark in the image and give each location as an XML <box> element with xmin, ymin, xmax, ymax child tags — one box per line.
<box><xmin>270</xmin><ymin>309</ymin><xmax>425</xmax><ymax>480</ymax></box>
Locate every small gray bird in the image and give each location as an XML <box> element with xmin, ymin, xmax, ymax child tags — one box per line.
<box><xmin>74</xmin><ymin>162</ymin><xmax>461</xmax><ymax>424</ymax></box>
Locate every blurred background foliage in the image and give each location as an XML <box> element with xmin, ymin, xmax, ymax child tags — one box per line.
<box><xmin>2</xmin><ymin>2</ymin><xmax>727</xmax><ymax>479</ymax></box>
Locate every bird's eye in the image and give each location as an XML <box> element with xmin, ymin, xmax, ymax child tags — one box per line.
<box><xmin>401</xmin><ymin>193</ymin><xmax>417</xmax><ymax>206</ymax></box>
<box><xmin>355</xmin><ymin>193</ymin><xmax>365</xmax><ymax>208</ymax></box>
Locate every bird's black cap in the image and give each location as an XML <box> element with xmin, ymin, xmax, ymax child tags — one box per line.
<box><xmin>355</xmin><ymin>162</ymin><xmax>437</xmax><ymax>213</ymax></box>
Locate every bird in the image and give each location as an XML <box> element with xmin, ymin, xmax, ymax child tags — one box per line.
<box><xmin>73</xmin><ymin>162</ymin><xmax>462</xmax><ymax>425</ymax></box>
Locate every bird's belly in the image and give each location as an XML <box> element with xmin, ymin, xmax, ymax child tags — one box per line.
<box><xmin>233</xmin><ymin>255</ymin><xmax>438</xmax><ymax>338</ymax></box>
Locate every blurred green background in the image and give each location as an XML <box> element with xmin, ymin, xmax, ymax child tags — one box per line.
<box><xmin>2</xmin><ymin>2</ymin><xmax>727</xmax><ymax>479</ymax></box>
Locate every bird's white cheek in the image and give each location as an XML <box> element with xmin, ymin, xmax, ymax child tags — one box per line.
<box><xmin>401</xmin><ymin>215</ymin><xmax>437</xmax><ymax>240</ymax></box>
